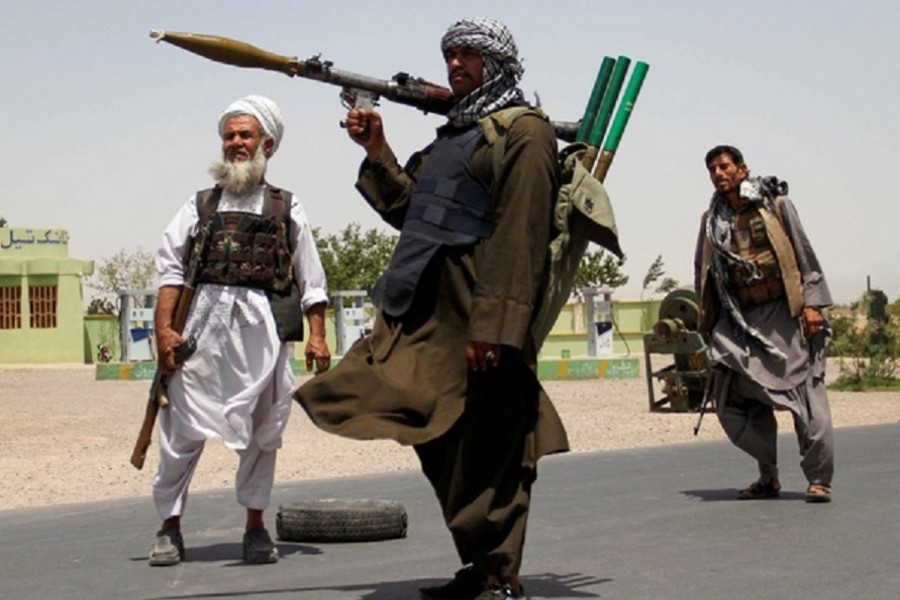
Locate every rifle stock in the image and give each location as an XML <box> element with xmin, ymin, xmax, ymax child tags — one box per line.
<box><xmin>128</xmin><ymin>295</ymin><xmax>194</xmax><ymax>470</ymax></box>
<box><xmin>150</xmin><ymin>29</ymin><xmax>581</xmax><ymax>142</ymax></box>
<box><xmin>129</xmin><ymin>224</ymin><xmax>211</xmax><ymax>470</ymax></box>
<box><xmin>693</xmin><ymin>368</ymin><xmax>716</xmax><ymax>436</ymax></box>
<box><xmin>130</xmin><ymin>371</ymin><xmax>169</xmax><ymax>469</ymax></box>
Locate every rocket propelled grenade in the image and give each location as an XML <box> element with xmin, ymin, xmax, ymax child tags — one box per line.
<box><xmin>575</xmin><ymin>56</ymin><xmax>650</xmax><ymax>182</ymax></box>
<box><xmin>149</xmin><ymin>29</ymin><xmax>582</xmax><ymax>140</ymax></box>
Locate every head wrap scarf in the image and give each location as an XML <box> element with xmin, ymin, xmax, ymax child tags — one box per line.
<box><xmin>217</xmin><ymin>95</ymin><xmax>285</xmax><ymax>154</ymax></box>
<box><xmin>440</xmin><ymin>17</ymin><xmax>525</xmax><ymax>127</ymax></box>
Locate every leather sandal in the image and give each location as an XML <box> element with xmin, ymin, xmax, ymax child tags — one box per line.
<box><xmin>737</xmin><ymin>478</ymin><xmax>781</xmax><ymax>500</ymax></box>
<box><xmin>805</xmin><ymin>483</ymin><xmax>832</xmax><ymax>503</ymax></box>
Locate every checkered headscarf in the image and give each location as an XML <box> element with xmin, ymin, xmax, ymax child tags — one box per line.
<box><xmin>440</xmin><ymin>17</ymin><xmax>525</xmax><ymax>127</ymax></box>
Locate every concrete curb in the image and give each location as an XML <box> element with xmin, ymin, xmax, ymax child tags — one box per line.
<box><xmin>95</xmin><ymin>356</ymin><xmax>640</xmax><ymax>381</ymax></box>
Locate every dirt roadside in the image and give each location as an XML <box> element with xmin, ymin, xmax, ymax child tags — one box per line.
<box><xmin>1</xmin><ymin>363</ymin><xmax>897</xmax><ymax>512</ymax></box>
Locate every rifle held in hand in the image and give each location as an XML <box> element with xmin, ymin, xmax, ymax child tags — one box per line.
<box><xmin>130</xmin><ymin>223</ymin><xmax>211</xmax><ymax>470</ymax></box>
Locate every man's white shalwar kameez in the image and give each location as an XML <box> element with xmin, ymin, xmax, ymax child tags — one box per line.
<box><xmin>153</xmin><ymin>185</ymin><xmax>327</xmax><ymax>520</ymax></box>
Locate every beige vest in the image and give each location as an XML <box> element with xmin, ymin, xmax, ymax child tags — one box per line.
<box><xmin>698</xmin><ymin>198</ymin><xmax>804</xmax><ymax>333</ymax></box>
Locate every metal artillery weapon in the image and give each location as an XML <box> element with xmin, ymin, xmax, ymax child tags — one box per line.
<box><xmin>643</xmin><ymin>289</ymin><xmax>712</xmax><ymax>412</ymax></box>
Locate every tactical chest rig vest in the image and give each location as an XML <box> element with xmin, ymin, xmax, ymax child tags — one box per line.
<box><xmin>375</xmin><ymin>125</ymin><xmax>494</xmax><ymax>317</ymax></box>
<box><xmin>192</xmin><ymin>185</ymin><xmax>304</xmax><ymax>341</ymax></box>
<box><xmin>726</xmin><ymin>205</ymin><xmax>786</xmax><ymax>309</ymax></box>
<box><xmin>698</xmin><ymin>197</ymin><xmax>804</xmax><ymax>333</ymax></box>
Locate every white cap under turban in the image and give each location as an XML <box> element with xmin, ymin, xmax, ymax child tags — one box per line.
<box><xmin>217</xmin><ymin>95</ymin><xmax>285</xmax><ymax>154</ymax></box>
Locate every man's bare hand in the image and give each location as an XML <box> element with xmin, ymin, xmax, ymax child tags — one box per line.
<box><xmin>801</xmin><ymin>306</ymin><xmax>826</xmax><ymax>337</ymax></box>
<box><xmin>467</xmin><ymin>341</ymin><xmax>501</xmax><ymax>372</ymax></box>
<box><xmin>305</xmin><ymin>335</ymin><xmax>332</xmax><ymax>375</ymax></box>
<box><xmin>345</xmin><ymin>108</ymin><xmax>386</xmax><ymax>161</ymax></box>
<box><xmin>156</xmin><ymin>327</ymin><xmax>185</xmax><ymax>373</ymax></box>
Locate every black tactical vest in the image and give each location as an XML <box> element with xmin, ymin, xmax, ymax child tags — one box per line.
<box><xmin>375</xmin><ymin>126</ymin><xmax>494</xmax><ymax>317</ymax></box>
<box><xmin>192</xmin><ymin>185</ymin><xmax>304</xmax><ymax>341</ymax></box>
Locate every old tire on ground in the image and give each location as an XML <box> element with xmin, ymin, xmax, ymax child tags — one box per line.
<box><xmin>276</xmin><ymin>499</ymin><xmax>408</xmax><ymax>543</ymax></box>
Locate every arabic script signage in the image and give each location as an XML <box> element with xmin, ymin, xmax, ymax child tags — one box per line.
<box><xmin>0</xmin><ymin>228</ymin><xmax>69</xmax><ymax>257</ymax></box>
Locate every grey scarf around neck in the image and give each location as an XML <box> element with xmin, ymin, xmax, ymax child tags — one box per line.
<box><xmin>705</xmin><ymin>176</ymin><xmax>789</xmax><ymax>360</ymax></box>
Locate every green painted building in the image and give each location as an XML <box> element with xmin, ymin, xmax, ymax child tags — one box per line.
<box><xmin>538</xmin><ymin>297</ymin><xmax>662</xmax><ymax>359</ymax></box>
<box><xmin>1</xmin><ymin>223</ymin><xmax>660</xmax><ymax>381</ymax></box>
<box><xmin>0</xmin><ymin>227</ymin><xmax>94</xmax><ymax>363</ymax></box>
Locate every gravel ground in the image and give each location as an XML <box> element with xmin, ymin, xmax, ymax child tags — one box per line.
<box><xmin>1</xmin><ymin>361</ymin><xmax>898</xmax><ymax>512</ymax></box>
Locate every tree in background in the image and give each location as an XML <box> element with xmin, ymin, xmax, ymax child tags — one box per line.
<box><xmin>641</xmin><ymin>254</ymin><xmax>680</xmax><ymax>299</ymax></box>
<box><xmin>84</xmin><ymin>224</ymin><xmax>398</xmax><ymax>316</ymax></box>
<box><xmin>572</xmin><ymin>246</ymin><xmax>628</xmax><ymax>298</ymax></box>
<box><xmin>314</xmin><ymin>223</ymin><xmax>397</xmax><ymax>293</ymax></box>
<box><xmin>86</xmin><ymin>247</ymin><xmax>157</xmax><ymax>315</ymax></box>
<box><xmin>316</xmin><ymin>228</ymin><xmax>638</xmax><ymax>302</ymax></box>
<box><xmin>890</xmin><ymin>298</ymin><xmax>900</xmax><ymax>320</ymax></box>
<box><xmin>655</xmin><ymin>277</ymin><xmax>680</xmax><ymax>296</ymax></box>
<box><xmin>86</xmin><ymin>297</ymin><xmax>117</xmax><ymax>316</ymax></box>
<box><xmin>0</xmin><ymin>216</ymin><xmax>8</xmax><ymax>227</ymax></box>
<box><xmin>829</xmin><ymin>290</ymin><xmax>899</xmax><ymax>391</ymax></box>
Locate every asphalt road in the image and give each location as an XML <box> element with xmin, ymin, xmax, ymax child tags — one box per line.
<box><xmin>1</xmin><ymin>424</ymin><xmax>898</xmax><ymax>600</ymax></box>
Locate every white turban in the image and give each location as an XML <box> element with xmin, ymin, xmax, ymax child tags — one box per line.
<box><xmin>217</xmin><ymin>95</ymin><xmax>285</xmax><ymax>154</ymax></box>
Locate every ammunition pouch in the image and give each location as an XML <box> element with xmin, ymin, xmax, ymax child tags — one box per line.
<box><xmin>200</xmin><ymin>217</ymin><xmax>293</xmax><ymax>293</ymax></box>
<box><xmin>268</xmin><ymin>283</ymin><xmax>303</xmax><ymax>342</ymax></box>
<box><xmin>726</xmin><ymin>210</ymin><xmax>786</xmax><ymax>310</ymax></box>
<box><xmin>193</xmin><ymin>186</ymin><xmax>304</xmax><ymax>342</ymax></box>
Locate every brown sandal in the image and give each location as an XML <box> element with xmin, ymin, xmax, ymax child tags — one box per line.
<box><xmin>738</xmin><ymin>478</ymin><xmax>781</xmax><ymax>500</ymax></box>
<box><xmin>805</xmin><ymin>483</ymin><xmax>832</xmax><ymax>503</ymax></box>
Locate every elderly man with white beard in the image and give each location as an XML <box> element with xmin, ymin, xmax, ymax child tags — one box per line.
<box><xmin>148</xmin><ymin>95</ymin><xmax>331</xmax><ymax>566</ymax></box>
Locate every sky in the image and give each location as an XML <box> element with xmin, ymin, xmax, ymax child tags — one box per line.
<box><xmin>2</xmin><ymin>1</ymin><xmax>898</xmax><ymax>304</ymax></box>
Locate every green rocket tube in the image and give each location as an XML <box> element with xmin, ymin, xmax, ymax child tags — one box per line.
<box><xmin>593</xmin><ymin>61</ymin><xmax>649</xmax><ymax>182</ymax></box>
<box><xmin>575</xmin><ymin>56</ymin><xmax>615</xmax><ymax>143</ymax></box>
<box><xmin>580</xmin><ymin>56</ymin><xmax>631</xmax><ymax>170</ymax></box>
<box><xmin>586</xmin><ymin>56</ymin><xmax>631</xmax><ymax>149</ymax></box>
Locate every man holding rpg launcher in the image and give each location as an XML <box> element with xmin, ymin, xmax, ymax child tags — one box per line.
<box><xmin>295</xmin><ymin>17</ymin><xmax>568</xmax><ymax>600</ymax></box>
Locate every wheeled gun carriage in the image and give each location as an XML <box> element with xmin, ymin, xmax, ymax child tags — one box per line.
<box><xmin>643</xmin><ymin>289</ymin><xmax>711</xmax><ymax>412</ymax></box>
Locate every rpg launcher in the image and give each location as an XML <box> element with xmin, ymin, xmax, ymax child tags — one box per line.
<box><xmin>149</xmin><ymin>29</ymin><xmax>580</xmax><ymax>142</ymax></box>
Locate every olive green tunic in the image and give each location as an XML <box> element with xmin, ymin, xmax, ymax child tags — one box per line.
<box><xmin>295</xmin><ymin>111</ymin><xmax>569</xmax><ymax>576</ymax></box>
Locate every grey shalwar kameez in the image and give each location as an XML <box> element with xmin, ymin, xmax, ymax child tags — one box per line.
<box><xmin>695</xmin><ymin>195</ymin><xmax>834</xmax><ymax>486</ymax></box>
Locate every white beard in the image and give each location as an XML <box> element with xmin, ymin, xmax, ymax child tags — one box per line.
<box><xmin>209</xmin><ymin>146</ymin><xmax>268</xmax><ymax>196</ymax></box>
